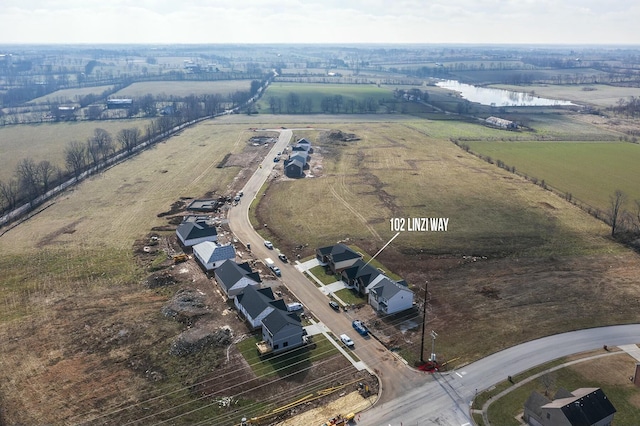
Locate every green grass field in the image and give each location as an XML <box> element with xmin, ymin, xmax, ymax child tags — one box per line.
<box><xmin>465</xmin><ymin>141</ymin><xmax>640</xmax><ymax>214</ymax></box>
<box><xmin>31</xmin><ymin>85</ymin><xmax>115</xmax><ymax>104</ymax></box>
<box><xmin>256</xmin><ymin>82</ymin><xmax>393</xmax><ymax>113</ymax></box>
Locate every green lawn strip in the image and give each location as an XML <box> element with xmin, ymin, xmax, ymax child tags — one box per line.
<box><xmin>334</xmin><ymin>288</ymin><xmax>367</xmax><ymax>305</ymax></box>
<box><xmin>308</xmin><ymin>265</ymin><xmax>340</xmax><ymax>285</ymax></box>
<box><xmin>237</xmin><ymin>333</ymin><xmax>339</xmax><ymax>379</ymax></box>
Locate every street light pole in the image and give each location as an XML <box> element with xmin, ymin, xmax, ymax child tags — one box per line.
<box><xmin>430</xmin><ymin>330</ymin><xmax>438</xmax><ymax>362</ymax></box>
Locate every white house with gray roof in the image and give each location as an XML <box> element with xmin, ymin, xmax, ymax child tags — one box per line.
<box><xmin>260</xmin><ymin>309</ymin><xmax>304</xmax><ymax>355</ymax></box>
<box><xmin>193</xmin><ymin>242</ymin><xmax>236</xmax><ymax>272</ymax></box>
<box><xmin>214</xmin><ymin>259</ymin><xmax>261</xmax><ymax>298</ymax></box>
<box><xmin>234</xmin><ymin>286</ymin><xmax>286</xmax><ymax>329</ymax></box>
<box><xmin>368</xmin><ymin>276</ymin><xmax>414</xmax><ymax>315</ymax></box>
<box><xmin>176</xmin><ymin>219</ymin><xmax>218</xmax><ymax>247</ymax></box>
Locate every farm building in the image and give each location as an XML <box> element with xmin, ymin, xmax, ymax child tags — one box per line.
<box><xmin>486</xmin><ymin>116</ymin><xmax>516</xmax><ymax>129</ymax></box>
<box><xmin>368</xmin><ymin>277</ymin><xmax>414</xmax><ymax>315</ymax></box>
<box><xmin>258</xmin><ymin>309</ymin><xmax>304</xmax><ymax>355</ymax></box>
<box><xmin>213</xmin><ymin>259</ymin><xmax>261</xmax><ymax>299</ymax></box>
<box><xmin>316</xmin><ymin>244</ymin><xmax>362</xmax><ymax>274</ymax></box>
<box><xmin>193</xmin><ymin>242</ymin><xmax>236</xmax><ymax>272</ymax></box>
<box><xmin>523</xmin><ymin>387</ymin><xmax>616</xmax><ymax>426</ymax></box>
<box><xmin>176</xmin><ymin>219</ymin><xmax>218</xmax><ymax>247</ymax></box>
<box><xmin>234</xmin><ymin>286</ymin><xmax>287</xmax><ymax>329</ymax></box>
<box><xmin>106</xmin><ymin>98</ymin><xmax>133</xmax><ymax>109</ymax></box>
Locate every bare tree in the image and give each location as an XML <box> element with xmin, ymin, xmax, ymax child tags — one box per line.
<box><xmin>0</xmin><ymin>179</ymin><xmax>19</xmax><ymax>211</ymax></box>
<box><xmin>65</xmin><ymin>140</ymin><xmax>87</xmax><ymax>179</ymax></box>
<box><xmin>610</xmin><ymin>189</ymin><xmax>626</xmax><ymax>237</ymax></box>
<box><xmin>91</xmin><ymin>128</ymin><xmax>113</xmax><ymax>162</ymax></box>
<box><xmin>539</xmin><ymin>372</ymin><xmax>556</xmax><ymax>397</ymax></box>
<box><xmin>36</xmin><ymin>160</ymin><xmax>58</xmax><ymax>194</ymax></box>
<box><xmin>16</xmin><ymin>158</ymin><xmax>40</xmax><ymax>202</ymax></box>
<box><xmin>117</xmin><ymin>128</ymin><xmax>141</xmax><ymax>153</ymax></box>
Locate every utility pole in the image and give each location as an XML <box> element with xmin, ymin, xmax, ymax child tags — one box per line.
<box><xmin>420</xmin><ymin>281</ymin><xmax>428</xmax><ymax>363</ymax></box>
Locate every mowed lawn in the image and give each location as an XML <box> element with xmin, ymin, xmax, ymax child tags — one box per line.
<box><xmin>465</xmin><ymin>141</ymin><xmax>640</xmax><ymax>213</ymax></box>
<box><xmin>0</xmin><ymin>119</ymin><xmax>153</xmax><ymax>182</ymax></box>
<box><xmin>257</xmin><ymin>82</ymin><xmax>393</xmax><ymax>113</ymax></box>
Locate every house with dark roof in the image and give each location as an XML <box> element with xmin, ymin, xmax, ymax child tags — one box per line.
<box><xmin>194</xmin><ymin>242</ymin><xmax>236</xmax><ymax>271</ymax></box>
<box><xmin>340</xmin><ymin>259</ymin><xmax>383</xmax><ymax>295</ymax></box>
<box><xmin>284</xmin><ymin>157</ymin><xmax>305</xmax><ymax>178</ymax></box>
<box><xmin>316</xmin><ymin>244</ymin><xmax>362</xmax><ymax>274</ymax></box>
<box><xmin>234</xmin><ymin>286</ymin><xmax>286</xmax><ymax>329</ymax></box>
<box><xmin>176</xmin><ymin>219</ymin><xmax>218</xmax><ymax>247</ymax></box>
<box><xmin>258</xmin><ymin>309</ymin><xmax>304</xmax><ymax>355</ymax></box>
<box><xmin>368</xmin><ymin>276</ymin><xmax>414</xmax><ymax>315</ymax></box>
<box><xmin>523</xmin><ymin>387</ymin><xmax>616</xmax><ymax>426</ymax></box>
<box><xmin>214</xmin><ymin>259</ymin><xmax>261</xmax><ymax>298</ymax></box>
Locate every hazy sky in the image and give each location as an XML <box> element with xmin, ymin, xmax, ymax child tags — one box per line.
<box><xmin>1</xmin><ymin>0</ymin><xmax>639</xmax><ymax>45</ymax></box>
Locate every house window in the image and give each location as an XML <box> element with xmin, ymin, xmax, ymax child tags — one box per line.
<box><xmin>273</xmin><ymin>344</ymin><xmax>279</xmax><ymax>350</ymax></box>
<box><xmin>546</xmin><ymin>413</ymin><xmax>550</xmax><ymax>419</ymax></box>
<box><xmin>283</xmin><ymin>341</ymin><xmax>288</xmax><ymax>347</ymax></box>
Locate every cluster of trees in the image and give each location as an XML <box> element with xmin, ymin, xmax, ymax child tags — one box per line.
<box><xmin>613</xmin><ymin>96</ymin><xmax>640</xmax><ymax>118</ymax></box>
<box><xmin>267</xmin><ymin>93</ymin><xmax>384</xmax><ymax>114</ymax></box>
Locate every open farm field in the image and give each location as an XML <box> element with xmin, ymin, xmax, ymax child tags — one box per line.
<box><xmin>491</xmin><ymin>83</ymin><xmax>640</xmax><ymax>108</ymax></box>
<box><xmin>465</xmin><ymin>140</ymin><xmax>640</xmax><ymax>213</ymax></box>
<box><xmin>30</xmin><ymin>84</ymin><xmax>114</xmax><ymax>104</ymax></box>
<box><xmin>256</xmin><ymin>118</ymin><xmax>640</xmax><ymax>366</ymax></box>
<box><xmin>113</xmin><ymin>80</ymin><xmax>253</xmax><ymax>98</ymax></box>
<box><xmin>0</xmin><ymin>119</ymin><xmax>153</xmax><ymax>182</ymax></box>
<box><xmin>257</xmin><ymin>82</ymin><xmax>393</xmax><ymax>113</ymax></box>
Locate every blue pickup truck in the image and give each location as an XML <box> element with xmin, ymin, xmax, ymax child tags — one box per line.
<box><xmin>352</xmin><ymin>320</ymin><xmax>369</xmax><ymax>336</ymax></box>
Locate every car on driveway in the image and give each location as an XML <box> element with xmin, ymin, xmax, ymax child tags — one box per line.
<box><xmin>264</xmin><ymin>240</ymin><xmax>273</xmax><ymax>249</ymax></box>
<box><xmin>329</xmin><ymin>300</ymin><xmax>340</xmax><ymax>311</ymax></box>
<box><xmin>340</xmin><ymin>334</ymin><xmax>354</xmax><ymax>348</ymax></box>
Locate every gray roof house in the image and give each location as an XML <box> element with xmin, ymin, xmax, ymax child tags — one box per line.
<box><xmin>523</xmin><ymin>387</ymin><xmax>616</xmax><ymax>426</ymax></box>
<box><xmin>284</xmin><ymin>158</ymin><xmax>306</xmax><ymax>178</ymax></box>
<box><xmin>176</xmin><ymin>220</ymin><xmax>218</xmax><ymax>247</ymax></box>
<box><xmin>214</xmin><ymin>259</ymin><xmax>261</xmax><ymax>299</ymax></box>
<box><xmin>193</xmin><ymin>242</ymin><xmax>236</xmax><ymax>272</ymax></box>
<box><xmin>258</xmin><ymin>309</ymin><xmax>304</xmax><ymax>355</ymax></box>
<box><xmin>316</xmin><ymin>244</ymin><xmax>362</xmax><ymax>274</ymax></box>
<box><xmin>234</xmin><ymin>286</ymin><xmax>286</xmax><ymax>329</ymax></box>
<box><xmin>340</xmin><ymin>259</ymin><xmax>383</xmax><ymax>295</ymax></box>
<box><xmin>368</xmin><ymin>277</ymin><xmax>414</xmax><ymax>315</ymax></box>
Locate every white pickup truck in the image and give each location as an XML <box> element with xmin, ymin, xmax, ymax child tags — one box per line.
<box><xmin>265</xmin><ymin>258</ymin><xmax>281</xmax><ymax>277</ymax></box>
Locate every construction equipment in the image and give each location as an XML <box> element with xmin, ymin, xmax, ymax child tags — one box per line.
<box><xmin>322</xmin><ymin>412</ymin><xmax>355</xmax><ymax>425</ymax></box>
<box><xmin>173</xmin><ymin>253</ymin><xmax>189</xmax><ymax>263</ymax></box>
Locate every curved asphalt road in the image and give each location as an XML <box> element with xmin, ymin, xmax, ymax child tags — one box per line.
<box><xmin>226</xmin><ymin>128</ymin><xmax>640</xmax><ymax>426</ymax></box>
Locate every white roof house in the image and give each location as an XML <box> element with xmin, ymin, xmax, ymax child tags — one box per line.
<box><xmin>193</xmin><ymin>242</ymin><xmax>236</xmax><ymax>271</ymax></box>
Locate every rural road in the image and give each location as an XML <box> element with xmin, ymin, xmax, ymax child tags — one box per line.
<box><xmin>226</xmin><ymin>129</ymin><xmax>640</xmax><ymax>425</ymax></box>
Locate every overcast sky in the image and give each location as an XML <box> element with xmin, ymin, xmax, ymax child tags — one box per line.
<box><xmin>1</xmin><ymin>0</ymin><xmax>639</xmax><ymax>45</ymax></box>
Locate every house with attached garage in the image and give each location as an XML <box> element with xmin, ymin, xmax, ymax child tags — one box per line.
<box><xmin>213</xmin><ymin>259</ymin><xmax>261</xmax><ymax>299</ymax></box>
<box><xmin>523</xmin><ymin>387</ymin><xmax>616</xmax><ymax>426</ymax></box>
<box><xmin>340</xmin><ymin>259</ymin><xmax>383</xmax><ymax>296</ymax></box>
<box><xmin>234</xmin><ymin>286</ymin><xmax>287</xmax><ymax>329</ymax></box>
<box><xmin>193</xmin><ymin>242</ymin><xmax>236</xmax><ymax>272</ymax></box>
<box><xmin>176</xmin><ymin>218</ymin><xmax>218</xmax><ymax>247</ymax></box>
<box><xmin>316</xmin><ymin>243</ymin><xmax>362</xmax><ymax>274</ymax></box>
<box><xmin>258</xmin><ymin>308</ymin><xmax>305</xmax><ymax>355</ymax></box>
<box><xmin>368</xmin><ymin>276</ymin><xmax>414</xmax><ymax>315</ymax></box>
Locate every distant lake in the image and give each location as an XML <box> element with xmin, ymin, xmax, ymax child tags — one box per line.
<box><xmin>435</xmin><ymin>80</ymin><xmax>575</xmax><ymax>107</ymax></box>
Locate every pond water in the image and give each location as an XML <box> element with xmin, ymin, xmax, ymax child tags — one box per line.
<box><xmin>435</xmin><ymin>80</ymin><xmax>575</xmax><ymax>107</ymax></box>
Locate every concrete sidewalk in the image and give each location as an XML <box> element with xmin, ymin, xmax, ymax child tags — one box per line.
<box><xmin>306</xmin><ymin>319</ymin><xmax>371</xmax><ymax>374</ymax></box>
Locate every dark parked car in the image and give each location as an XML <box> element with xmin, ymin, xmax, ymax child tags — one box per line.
<box><xmin>329</xmin><ymin>300</ymin><xmax>340</xmax><ymax>311</ymax></box>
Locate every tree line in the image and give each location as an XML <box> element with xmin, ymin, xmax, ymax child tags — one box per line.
<box><xmin>267</xmin><ymin>92</ymin><xmax>413</xmax><ymax>114</ymax></box>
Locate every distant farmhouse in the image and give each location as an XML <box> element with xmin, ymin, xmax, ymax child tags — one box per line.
<box><xmin>107</xmin><ymin>98</ymin><xmax>133</xmax><ymax>109</ymax></box>
<box><xmin>486</xmin><ymin>116</ymin><xmax>517</xmax><ymax>129</ymax></box>
<box><xmin>523</xmin><ymin>387</ymin><xmax>616</xmax><ymax>426</ymax></box>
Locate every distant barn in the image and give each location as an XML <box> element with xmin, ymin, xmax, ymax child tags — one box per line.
<box><xmin>486</xmin><ymin>116</ymin><xmax>516</xmax><ymax>129</ymax></box>
<box><xmin>107</xmin><ymin>98</ymin><xmax>133</xmax><ymax>109</ymax></box>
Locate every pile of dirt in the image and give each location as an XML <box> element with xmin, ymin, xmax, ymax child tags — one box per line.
<box><xmin>170</xmin><ymin>324</ymin><xmax>232</xmax><ymax>356</ymax></box>
<box><xmin>322</xmin><ymin>129</ymin><xmax>360</xmax><ymax>142</ymax></box>
<box><xmin>145</xmin><ymin>271</ymin><xmax>178</xmax><ymax>289</ymax></box>
<box><xmin>161</xmin><ymin>288</ymin><xmax>211</xmax><ymax>323</ymax></box>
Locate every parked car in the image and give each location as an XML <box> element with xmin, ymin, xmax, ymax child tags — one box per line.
<box><xmin>278</xmin><ymin>253</ymin><xmax>288</xmax><ymax>262</ymax></box>
<box><xmin>286</xmin><ymin>302</ymin><xmax>303</xmax><ymax>312</ymax></box>
<box><xmin>340</xmin><ymin>334</ymin><xmax>354</xmax><ymax>348</ymax></box>
<box><xmin>329</xmin><ymin>300</ymin><xmax>340</xmax><ymax>311</ymax></box>
<box><xmin>352</xmin><ymin>320</ymin><xmax>369</xmax><ymax>336</ymax></box>
<box><xmin>264</xmin><ymin>240</ymin><xmax>273</xmax><ymax>249</ymax></box>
